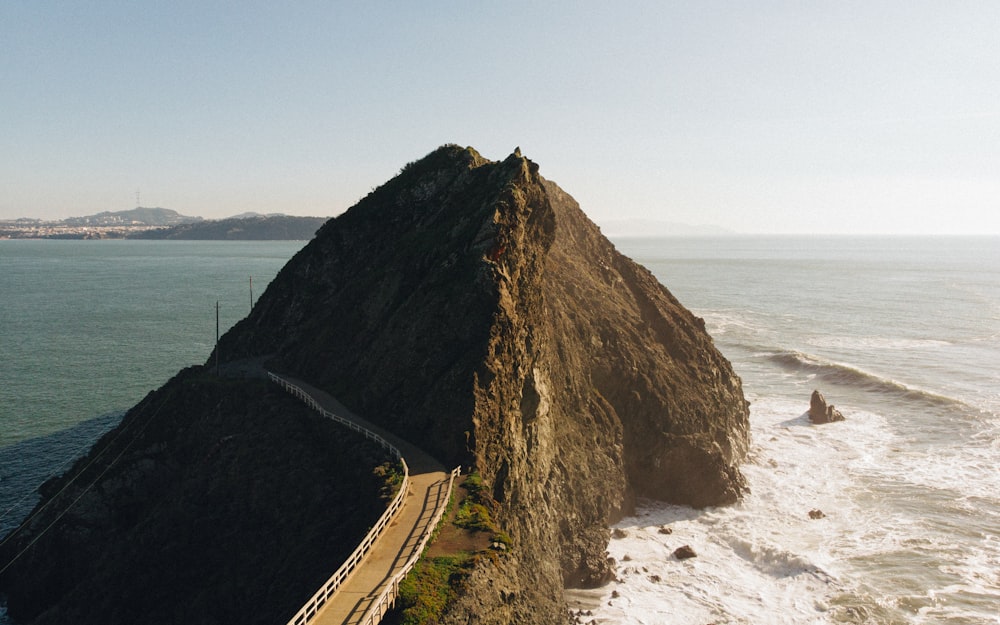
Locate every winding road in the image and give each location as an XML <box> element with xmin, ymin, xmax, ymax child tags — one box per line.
<box><xmin>268</xmin><ymin>374</ymin><xmax>455</xmax><ymax>625</ymax></box>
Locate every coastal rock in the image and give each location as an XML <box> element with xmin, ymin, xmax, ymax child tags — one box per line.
<box><xmin>673</xmin><ymin>545</ymin><xmax>698</xmax><ymax>560</ymax></box>
<box><xmin>0</xmin><ymin>145</ymin><xmax>751</xmax><ymax>625</ymax></box>
<box><xmin>221</xmin><ymin>146</ymin><xmax>750</xmax><ymax>616</ymax></box>
<box><xmin>809</xmin><ymin>390</ymin><xmax>845</xmax><ymax>424</ymax></box>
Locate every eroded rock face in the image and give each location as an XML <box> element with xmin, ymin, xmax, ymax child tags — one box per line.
<box><xmin>2</xmin><ymin>145</ymin><xmax>751</xmax><ymax>625</ymax></box>
<box><xmin>219</xmin><ymin>145</ymin><xmax>750</xmax><ymax>622</ymax></box>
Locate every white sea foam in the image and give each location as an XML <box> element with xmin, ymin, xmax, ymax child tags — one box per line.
<box><xmin>588</xmin><ymin>396</ymin><xmax>1000</xmax><ymax>624</ymax></box>
<box><xmin>589</xmin><ymin>398</ymin><xmax>865</xmax><ymax>624</ymax></box>
<box><xmin>603</xmin><ymin>236</ymin><xmax>1000</xmax><ymax>624</ymax></box>
<box><xmin>700</xmin><ymin>310</ymin><xmax>758</xmax><ymax>336</ymax></box>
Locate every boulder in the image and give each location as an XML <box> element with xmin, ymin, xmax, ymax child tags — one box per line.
<box><xmin>809</xmin><ymin>390</ymin><xmax>845</xmax><ymax>424</ymax></box>
<box><xmin>673</xmin><ymin>545</ymin><xmax>697</xmax><ymax>560</ymax></box>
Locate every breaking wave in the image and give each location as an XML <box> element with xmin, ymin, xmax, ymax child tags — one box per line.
<box><xmin>765</xmin><ymin>349</ymin><xmax>967</xmax><ymax>410</ymax></box>
<box><xmin>725</xmin><ymin>535</ymin><xmax>835</xmax><ymax>582</ymax></box>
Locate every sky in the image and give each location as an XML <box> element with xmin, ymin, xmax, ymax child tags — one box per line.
<box><xmin>2</xmin><ymin>1</ymin><xmax>998</xmax><ymax>234</ymax></box>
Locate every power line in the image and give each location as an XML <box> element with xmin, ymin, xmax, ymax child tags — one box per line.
<box><xmin>0</xmin><ymin>396</ymin><xmax>169</xmax><ymax>577</ymax></box>
<box><xmin>0</xmin><ymin>414</ymin><xmax>123</xmax><ymax>527</ymax></box>
<box><xmin>0</xmin><ymin>412</ymin><xmax>142</xmax><ymax>546</ymax></box>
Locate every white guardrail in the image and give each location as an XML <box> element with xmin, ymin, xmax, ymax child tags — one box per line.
<box><xmin>268</xmin><ymin>373</ymin><xmax>460</xmax><ymax>625</ymax></box>
<box><xmin>357</xmin><ymin>464</ymin><xmax>462</xmax><ymax>625</ymax></box>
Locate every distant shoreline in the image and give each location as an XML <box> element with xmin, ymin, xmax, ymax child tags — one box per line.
<box><xmin>4</xmin><ymin>230</ymin><xmax>998</xmax><ymax>241</ymax></box>
<box><xmin>0</xmin><ymin>215</ymin><xmax>328</xmax><ymax>241</ymax></box>
<box><xmin>0</xmin><ymin>224</ymin><xmax>164</xmax><ymax>240</ymax></box>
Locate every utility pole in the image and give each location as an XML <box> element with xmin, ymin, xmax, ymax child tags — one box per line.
<box><xmin>215</xmin><ymin>300</ymin><xmax>220</xmax><ymax>376</ymax></box>
<box><xmin>249</xmin><ymin>275</ymin><xmax>254</xmax><ymax>313</ymax></box>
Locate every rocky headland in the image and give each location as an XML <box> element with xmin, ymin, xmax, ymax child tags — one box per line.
<box><xmin>0</xmin><ymin>145</ymin><xmax>750</xmax><ymax>624</ymax></box>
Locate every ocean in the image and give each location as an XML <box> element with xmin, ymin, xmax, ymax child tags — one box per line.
<box><xmin>2</xmin><ymin>236</ymin><xmax>999</xmax><ymax>624</ymax></box>
<box><xmin>581</xmin><ymin>236</ymin><xmax>1000</xmax><ymax>625</ymax></box>
<box><xmin>0</xmin><ymin>240</ymin><xmax>306</xmax><ymax>540</ymax></box>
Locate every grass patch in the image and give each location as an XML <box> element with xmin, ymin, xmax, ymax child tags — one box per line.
<box><xmin>453</xmin><ymin>501</ymin><xmax>493</xmax><ymax>532</ymax></box>
<box><xmin>453</xmin><ymin>474</ymin><xmax>490</xmax><ymax>531</ymax></box>
<box><xmin>492</xmin><ymin>530</ymin><xmax>512</xmax><ymax>549</ymax></box>
<box><xmin>393</xmin><ymin>554</ymin><xmax>473</xmax><ymax>625</ymax></box>
<box><xmin>387</xmin><ymin>471</ymin><xmax>512</xmax><ymax>625</ymax></box>
<box><xmin>452</xmin><ymin>471</ymin><xmax>507</xmax><ymax>544</ymax></box>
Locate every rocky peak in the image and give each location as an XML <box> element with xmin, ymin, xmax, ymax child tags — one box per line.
<box><xmin>2</xmin><ymin>145</ymin><xmax>749</xmax><ymax>625</ymax></box>
<box><xmin>217</xmin><ymin>145</ymin><xmax>750</xmax><ymax>621</ymax></box>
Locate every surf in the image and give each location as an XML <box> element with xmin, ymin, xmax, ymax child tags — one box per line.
<box><xmin>763</xmin><ymin>348</ymin><xmax>969</xmax><ymax>410</ymax></box>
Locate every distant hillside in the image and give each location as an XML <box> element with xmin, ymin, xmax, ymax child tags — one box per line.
<box><xmin>599</xmin><ymin>218</ymin><xmax>737</xmax><ymax>237</ymax></box>
<box><xmin>129</xmin><ymin>215</ymin><xmax>328</xmax><ymax>240</ymax></box>
<box><xmin>63</xmin><ymin>207</ymin><xmax>202</xmax><ymax>227</ymax></box>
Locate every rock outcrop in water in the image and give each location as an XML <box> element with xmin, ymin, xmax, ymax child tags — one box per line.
<box><xmin>809</xmin><ymin>389</ymin><xmax>845</xmax><ymax>424</ymax></box>
<box><xmin>0</xmin><ymin>145</ymin><xmax>750</xmax><ymax>624</ymax></box>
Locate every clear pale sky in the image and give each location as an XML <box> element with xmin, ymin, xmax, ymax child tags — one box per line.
<box><xmin>3</xmin><ymin>2</ymin><xmax>998</xmax><ymax>234</ymax></box>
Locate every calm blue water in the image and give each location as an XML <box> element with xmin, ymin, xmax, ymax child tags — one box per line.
<box><xmin>3</xmin><ymin>236</ymin><xmax>999</xmax><ymax>624</ymax></box>
<box><xmin>0</xmin><ymin>240</ymin><xmax>306</xmax><ymax>542</ymax></box>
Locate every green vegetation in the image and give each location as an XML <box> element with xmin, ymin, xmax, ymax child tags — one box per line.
<box><xmin>394</xmin><ymin>555</ymin><xmax>472</xmax><ymax>625</ymax></box>
<box><xmin>388</xmin><ymin>471</ymin><xmax>513</xmax><ymax>624</ymax></box>
<box><xmin>452</xmin><ymin>471</ymin><xmax>503</xmax><ymax>538</ymax></box>
<box><xmin>453</xmin><ymin>501</ymin><xmax>493</xmax><ymax>532</ymax></box>
<box><xmin>372</xmin><ymin>461</ymin><xmax>404</xmax><ymax>503</ymax></box>
<box><xmin>492</xmin><ymin>529</ymin><xmax>512</xmax><ymax>549</ymax></box>
<box><xmin>463</xmin><ymin>471</ymin><xmax>484</xmax><ymax>492</ymax></box>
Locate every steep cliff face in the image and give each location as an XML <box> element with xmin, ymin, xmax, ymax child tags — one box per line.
<box><xmin>1</xmin><ymin>145</ymin><xmax>748</xmax><ymax>625</ymax></box>
<box><xmin>219</xmin><ymin>145</ymin><xmax>750</xmax><ymax>622</ymax></box>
